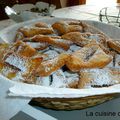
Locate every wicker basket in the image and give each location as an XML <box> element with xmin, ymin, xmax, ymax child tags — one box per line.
<box><xmin>1</xmin><ymin>17</ymin><xmax>120</xmax><ymax>110</ymax></box>
<box><xmin>30</xmin><ymin>94</ymin><xmax>118</xmax><ymax>110</ymax></box>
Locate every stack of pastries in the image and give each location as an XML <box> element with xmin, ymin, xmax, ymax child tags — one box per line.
<box><xmin>1</xmin><ymin>20</ymin><xmax>120</xmax><ymax>89</ymax></box>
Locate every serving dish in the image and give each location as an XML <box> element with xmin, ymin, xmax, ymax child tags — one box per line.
<box><xmin>1</xmin><ymin>17</ymin><xmax>120</xmax><ymax>110</ymax></box>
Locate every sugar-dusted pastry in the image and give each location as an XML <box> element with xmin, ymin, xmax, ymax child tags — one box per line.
<box><xmin>22</xmin><ymin>57</ymin><xmax>43</xmax><ymax>83</ymax></box>
<box><xmin>50</xmin><ymin>69</ymin><xmax>66</xmax><ymax>88</ymax></box>
<box><xmin>62</xmin><ymin>32</ymin><xmax>96</xmax><ymax>46</ymax></box>
<box><xmin>0</xmin><ymin>58</ymin><xmax>41</xmax><ymax>84</ymax></box>
<box><xmin>43</xmin><ymin>50</ymin><xmax>59</xmax><ymax>60</ymax></box>
<box><xmin>114</xmin><ymin>53</ymin><xmax>120</xmax><ymax>67</ymax></box>
<box><xmin>64</xmin><ymin>71</ymin><xmax>79</xmax><ymax>88</ymax></box>
<box><xmin>0</xmin><ymin>41</ymin><xmax>45</xmax><ymax>84</ymax></box>
<box><xmin>0</xmin><ymin>59</ymin><xmax>42</xmax><ymax>84</ymax></box>
<box><xmin>34</xmin><ymin>22</ymin><xmax>49</xmax><ymax>28</ymax></box>
<box><xmin>52</xmin><ymin>21</ymin><xmax>83</xmax><ymax>35</ymax></box>
<box><xmin>0</xmin><ymin>62</ymin><xmax>23</xmax><ymax>81</ymax></box>
<box><xmin>66</xmin><ymin>20</ymin><xmax>108</xmax><ymax>36</ymax></box>
<box><xmin>37</xmin><ymin>53</ymin><xmax>70</xmax><ymax>76</ymax></box>
<box><xmin>47</xmin><ymin>35</ymin><xmax>61</xmax><ymax>39</ymax></box>
<box><xmin>52</xmin><ymin>21</ymin><xmax>69</xmax><ymax>35</ymax></box>
<box><xmin>0</xmin><ymin>41</ymin><xmax>36</xmax><ymax>62</ymax></box>
<box><xmin>50</xmin><ymin>46</ymin><xmax>66</xmax><ymax>53</ymax></box>
<box><xmin>66</xmin><ymin>43</ymin><xmax>112</xmax><ymax>72</ymax></box>
<box><xmin>107</xmin><ymin>39</ymin><xmax>120</xmax><ymax>53</ymax></box>
<box><xmin>0</xmin><ymin>43</ymin><xmax>10</xmax><ymax>60</ymax></box>
<box><xmin>25</xmin><ymin>42</ymin><xmax>48</xmax><ymax>50</ymax></box>
<box><xmin>62</xmin><ymin>32</ymin><xmax>108</xmax><ymax>47</ymax></box>
<box><xmin>70</xmin><ymin>44</ymin><xmax>81</xmax><ymax>52</ymax></box>
<box><xmin>36</xmin><ymin>76</ymin><xmax>51</xmax><ymax>86</ymax></box>
<box><xmin>66</xmin><ymin>20</ymin><xmax>82</xmax><ymax>25</ymax></box>
<box><xmin>23</xmin><ymin>35</ymin><xmax>72</xmax><ymax>50</ymax></box>
<box><xmin>78</xmin><ymin>68</ymin><xmax>120</xmax><ymax>88</ymax></box>
<box><xmin>13</xmin><ymin>41</ymin><xmax>36</xmax><ymax>57</ymax></box>
<box><xmin>18</xmin><ymin>26</ymin><xmax>54</xmax><ymax>37</ymax></box>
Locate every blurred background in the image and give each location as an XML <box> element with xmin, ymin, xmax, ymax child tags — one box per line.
<box><xmin>0</xmin><ymin>0</ymin><xmax>118</xmax><ymax>20</ymax></box>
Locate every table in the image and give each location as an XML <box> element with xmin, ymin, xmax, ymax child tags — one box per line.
<box><xmin>52</xmin><ymin>5</ymin><xmax>103</xmax><ymax>21</ymax></box>
<box><xmin>1</xmin><ymin>5</ymin><xmax>120</xmax><ymax>120</ymax></box>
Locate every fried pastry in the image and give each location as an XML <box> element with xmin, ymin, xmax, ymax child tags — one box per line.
<box><xmin>62</xmin><ymin>32</ymin><xmax>108</xmax><ymax>47</ymax></box>
<box><xmin>43</xmin><ymin>50</ymin><xmax>59</xmax><ymax>60</ymax></box>
<box><xmin>0</xmin><ymin>43</ymin><xmax>10</xmax><ymax>59</ymax></box>
<box><xmin>0</xmin><ymin>58</ymin><xmax>43</xmax><ymax>84</ymax></box>
<box><xmin>18</xmin><ymin>26</ymin><xmax>54</xmax><ymax>37</ymax></box>
<box><xmin>34</xmin><ymin>22</ymin><xmax>49</xmax><ymax>28</ymax></box>
<box><xmin>25</xmin><ymin>42</ymin><xmax>48</xmax><ymax>50</ymax></box>
<box><xmin>64</xmin><ymin>71</ymin><xmax>79</xmax><ymax>88</ymax></box>
<box><xmin>113</xmin><ymin>53</ymin><xmax>120</xmax><ymax>67</ymax></box>
<box><xmin>66</xmin><ymin>20</ymin><xmax>109</xmax><ymax>37</ymax></box>
<box><xmin>70</xmin><ymin>44</ymin><xmax>81</xmax><ymax>52</ymax></box>
<box><xmin>4</xmin><ymin>41</ymin><xmax>42</xmax><ymax>71</ymax></box>
<box><xmin>50</xmin><ymin>70</ymin><xmax>66</xmax><ymax>88</ymax></box>
<box><xmin>107</xmin><ymin>39</ymin><xmax>120</xmax><ymax>53</ymax></box>
<box><xmin>0</xmin><ymin>41</ymin><xmax>36</xmax><ymax>61</ymax></box>
<box><xmin>0</xmin><ymin>41</ymin><xmax>44</xmax><ymax>84</ymax></box>
<box><xmin>66</xmin><ymin>43</ymin><xmax>112</xmax><ymax>72</ymax></box>
<box><xmin>78</xmin><ymin>68</ymin><xmax>120</xmax><ymax>88</ymax></box>
<box><xmin>62</xmin><ymin>32</ymin><xmax>96</xmax><ymax>46</ymax></box>
<box><xmin>15</xmin><ymin>41</ymin><xmax>36</xmax><ymax>57</ymax></box>
<box><xmin>37</xmin><ymin>53</ymin><xmax>70</xmax><ymax>76</ymax></box>
<box><xmin>23</xmin><ymin>35</ymin><xmax>72</xmax><ymax>50</ymax></box>
<box><xmin>22</xmin><ymin>57</ymin><xmax>42</xmax><ymax>83</ymax></box>
<box><xmin>52</xmin><ymin>21</ymin><xmax>83</xmax><ymax>35</ymax></box>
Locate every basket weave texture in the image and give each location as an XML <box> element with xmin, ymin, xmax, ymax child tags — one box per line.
<box><xmin>31</xmin><ymin>94</ymin><xmax>117</xmax><ymax>110</ymax></box>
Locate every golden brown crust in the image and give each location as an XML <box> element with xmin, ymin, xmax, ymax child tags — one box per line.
<box><xmin>52</xmin><ymin>21</ymin><xmax>68</xmax><ymax>35</ymax></box>
<box><xmin>23</xmin><ymin>35</ymin><xmax>72</xmax><ymax>50</ymax></box>
<box><xmin>78</xmin><ymin>70</ymin><xmax>92</xmax><ymax>89</ymax></box>
<box><xmin>23</xmin><ymin>57</ymin><xmax>43</xmax><ymax>84</ymax></box>
<box><xmin>34</xmin><ymin>22</ymin><xmax>49</xmax><ymax>28</ymax></box>
<box><xmin>67</xmin><ymin>80</ymin><xmax>79</xmax><ymax>88</ymax></box>
<box><xmin>37</xmin><ymin>53</ymin><xmax>70</xmax><ymax>77</ymax></box>
<box><xmin>78</xmin><ymin>68</ymin><xmax>120</xmax><ymax>88</ymax></box>
<box><xmin>62</xmin><ymin>32</ymin><xmax>96</xmax><ymax>46</ymax></box>
<box><xmin>62</xmin><ymin>32</ymin><xmax>108</xmax><ymax>48</ymax></box>
<box><xmin>18</xmin><ymin>27</ymin><xmax>54</xmax><ymax>37</ymax></box>
<box><xmin>52</xmin><ymin>21</ymin><xmax>83</xmax><ymax>35</ymax></box>
<box><xmin>0</xmin><ymin>41</ymin><xmax>44</xmax><ymax>84</ymax></box>
<box><xmin>66</xmin><ymin>43</ymin><xmax>112</xmax><ymax>72</ymax></box>
<box><xmin>14</xmin><ymin>41</ymin><xmax>36</xmax><ymax>57</ymax></box>
<box><xmin>107</xmin><ymin>39</ymin><xmax>120</xmax><ymax>53</ymax></box>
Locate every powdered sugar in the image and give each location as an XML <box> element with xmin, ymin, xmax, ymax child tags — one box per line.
<box><xmin>50</xmin><ymin>70</ymin><xmax>66</xmax><ymax>88</ymax></box>
<box><xmin>70</xmin><ymin>44</ymin><xmax>81</xmax><ymax>52</ymax></box>
<box><xmin>26</xmin><ymin>42</ymin><xmax>47</xmax><ymax>48</ymax></box>
<box><xmin>43</xmin><ymin>50</ymin><xmax>59</xmax><ymax>60</ymax></box>
<box><xmin>82</xmin><ymin>68</ymin><xmax>118</xmax><ymax>86</ymax></box>
<box><xmin>5</xmin><ymin>54</ymin><xmax>27</xmax><ymax>72</ymax></box>
<box><xmin>37</xmin><ymin>76</ymin><xmax>50</xmax><ymax>86</ymax></box>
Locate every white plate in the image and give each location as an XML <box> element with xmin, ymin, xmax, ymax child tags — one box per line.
<box><xmin>0</xmin><ymin>17</ymin><xmax>120</xmax><ymax>42</ymax></box>
<box><xmin>1</xmin><ymin>17</ymin><xmax>120</xmax><ymax>99</ymax></box>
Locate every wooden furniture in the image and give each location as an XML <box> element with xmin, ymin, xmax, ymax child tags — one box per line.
<box><xmin>79</xmin><ymin>0</ymin><xmax>86</xmax><ymax>4</ymax></box>
<box><xmin>117</xmin><ymin>0</ymin><xmax>120</xmax><ymax>3</ymax></box>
